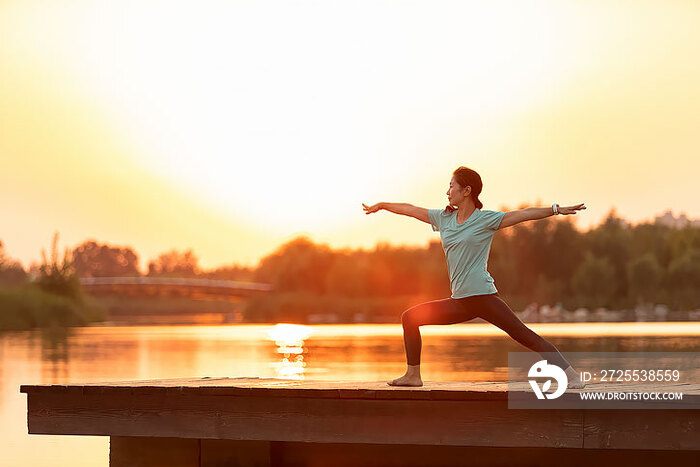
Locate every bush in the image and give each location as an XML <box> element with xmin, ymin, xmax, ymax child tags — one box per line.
<box><xmin>0</xmin><ymin>283</ymin><xmax>105</xmax><ymax>331</ymax></box>
<box><xmin>34</xmin><ymin>232</ymin><xmax>84</xmax><ymax>304</ymax></box>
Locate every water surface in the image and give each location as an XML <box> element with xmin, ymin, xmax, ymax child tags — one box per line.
<box><xmin>3</xmin><ymin>322</ymin><xmax>699</xmax><ymax>466</ymax></box>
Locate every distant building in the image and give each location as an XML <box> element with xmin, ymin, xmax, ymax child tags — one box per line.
<box><xmin>654</xmin><ymin>210</ymin><xmax>700</xmax><ymax>228</ymax></box>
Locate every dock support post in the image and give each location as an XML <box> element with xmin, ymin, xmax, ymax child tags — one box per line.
<box><xmin>109</xmin><ymin>437</ymin><xmax>272</xmax><ymax>467</ymax></box>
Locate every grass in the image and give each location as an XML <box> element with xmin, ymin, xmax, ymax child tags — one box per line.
<box><xmin>0</xmin><ymin>283</ymin><xmax>106</xmax><ymax>331</ymax></box>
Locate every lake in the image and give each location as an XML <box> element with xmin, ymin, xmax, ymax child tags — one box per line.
<box><xmin>3</xmin><ymin>322</ymin><xmax>699</xmax><ymax>466</ymax></box>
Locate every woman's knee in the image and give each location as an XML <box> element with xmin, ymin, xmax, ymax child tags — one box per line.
<box><xmin>401</xmin><ymin>304</ymin><xmax>427</xmax><ymax>327</ymax></box>
<box><xmin>401</xmin><ymin>309</ymin><xmax>417</xmax><ymax>327</ymax></box>
<box><xmin>402</xmin><ymin>298</ymin><xmax>454</xmax><ymax>327</ymax></box>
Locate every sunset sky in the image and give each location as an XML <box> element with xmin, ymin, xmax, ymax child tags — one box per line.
<box><xmin>1</xmin><ymin>0</ymin><xmax>698</xmax><ymax>272</ymax></box>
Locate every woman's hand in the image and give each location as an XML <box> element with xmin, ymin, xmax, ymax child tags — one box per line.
<box><xmin>362</xmin><ymin>203</ymin><xmax>383</xmax><ymax>214</ymax></box>
<box><xmin>559</xmin><ymin>203</ymin><xmax>586</xmax><ymax>215</ymax></box>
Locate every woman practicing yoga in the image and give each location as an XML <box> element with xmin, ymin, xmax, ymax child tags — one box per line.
<box><xmin>362</xmin><ymin>166</ymin><xmax>587</xmax><ymax>389</ymax></box>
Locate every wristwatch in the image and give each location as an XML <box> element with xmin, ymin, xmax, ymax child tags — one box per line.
<box><xmin>552</xmin><ymin>203</ymin><xmax>560</xmax><ymax>215</ymax></box>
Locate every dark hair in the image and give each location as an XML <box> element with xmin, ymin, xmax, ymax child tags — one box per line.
<box><xmin>444</xmin><ymin>166</ymin><xmax>483</xmax><ymax>213</ymax></box>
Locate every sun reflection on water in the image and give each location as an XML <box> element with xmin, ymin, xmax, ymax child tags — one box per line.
<box><xmin>266</xmin><ymin>323</ymin><xmax>314</xmax><ymax>379</ymax></box>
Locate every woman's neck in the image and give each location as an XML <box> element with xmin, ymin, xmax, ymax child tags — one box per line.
<box><xmin>455</xmin><ymin>203</ymin><xmax>477</xmax><ymax>223</ymax></box>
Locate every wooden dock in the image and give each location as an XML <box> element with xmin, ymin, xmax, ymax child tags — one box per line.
<box><xmin>21</xmin><ymin>377</ymin><xmax>700</xmax><ymax>466</ymax></box>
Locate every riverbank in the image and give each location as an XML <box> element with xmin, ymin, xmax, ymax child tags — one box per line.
<box><xmin>0</xmin><ymin>284</ymin><xmax>105</xmax><ymax>331</ymax></box>
<box><xmin>3</xmin><ymin>287</ymin><xmax>698</xmax><ymax>330</ymax></box>
<box><xmin>91</xmin><ymin>293</ymin><xmax>700</xmax><ymax>326</ymax></box>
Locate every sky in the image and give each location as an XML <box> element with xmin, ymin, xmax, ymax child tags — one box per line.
<box><xmin>1</xmin><ymin>0</ymin><xmax>699</xmax><ymax>272</ymax></box>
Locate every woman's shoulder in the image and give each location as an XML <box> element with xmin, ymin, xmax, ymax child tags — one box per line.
<box><xmin>440</xmin><ymin>206</ymin><xmax>457</xmax><ymax>216</ymax></box>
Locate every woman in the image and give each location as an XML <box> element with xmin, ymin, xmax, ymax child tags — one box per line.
<box><xmin>362</xmin><ymin>166</ymin><xmax>587</xmax><ymax>389</ymax></box>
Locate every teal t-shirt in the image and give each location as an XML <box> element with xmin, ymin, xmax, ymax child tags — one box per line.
<box><xmin>428</xmin><ymin>207</ymin><xmax>506</xmax><ymax>299</ymax></box>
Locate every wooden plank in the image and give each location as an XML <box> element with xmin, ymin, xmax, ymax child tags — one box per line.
<box><xmin>271</xmin><ymin>442</ymin><xmax>700</xmax><ymax>467</ymax></box>
<box><xmin>21</xmin><ymin>377</ymin><xmax>700</xmax><ymax>454</ymax></box>
<box><xmin>113</xmin><ymin>439</ymin><xmax>700</xmax><ymax>467</ymax></box>
<box><xmin>200</xmin><ymin>439</ymin><xmax>271</xmax><ymax>467</ymax></box>
<box><xmin>27</xmin><ymin>392</ymin><xmax>583</xmax><ymax>448</ymax></box>
<box><xmin>21</xmin><ymin>377</ymin><xmax>700</xmax><ymax>401</ymax></box>
<box><xmin>19</xmin><ymin>378</ymin><xmax>521</xmax><ymax>401</ymax></box>
<box><xmin>583</xmin><ymin>410</ymin><xmax>700</xmax><ymax>450</ymax></box>
<box><xmin>109</xmin><ymin>436</ymin><xmax>199</xmax><ymax>467</ymax></box>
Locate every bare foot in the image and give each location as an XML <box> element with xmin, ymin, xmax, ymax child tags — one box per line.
<box><xmin>567</xmin><ymin>379</ymin><xmax>586</xmax><ymax>389</ymax></box>
<box><xmin>564</xmin><ymin>366</ymin><xmax>586</xmax><ymax>389</ymax></box>
<box><xmin>387</xmin><ymin>374</ymin><xmax>423</xmax><ymax>387</ymax></box>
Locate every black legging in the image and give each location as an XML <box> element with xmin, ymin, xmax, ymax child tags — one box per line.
<box><xmin>400</xmin><ymin>293</ymin><xmax>572</xmax><ymax>369</ymax></box>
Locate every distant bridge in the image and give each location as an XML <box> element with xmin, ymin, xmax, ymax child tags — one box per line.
<box><xmin>79</xmin><ymin>277</ymin><xmax>273</xmax><ymax>299</ymax></box>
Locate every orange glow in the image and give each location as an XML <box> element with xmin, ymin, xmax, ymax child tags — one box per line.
<box><xmin>1</xmin><ymin>0</ymin><xmax>698</xmax><ymax>271</ymax></box>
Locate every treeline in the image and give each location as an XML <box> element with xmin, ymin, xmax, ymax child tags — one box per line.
<box><xmin>248</xmin><ymin>209</ymin><xmax>699</xmax><ymax>317</ymax></box>
<box><xmin>1</xmin><ymin>208</ymin><xmax>698</xmax><ymax>328</ymax></box>
<box><xmin>0</xmin><ymin>234</ymin><xmax>104</xmax><ymax>331</ymax></box>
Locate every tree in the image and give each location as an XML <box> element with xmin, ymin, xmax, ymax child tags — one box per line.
<box><xmin>571</xmin><ymin>251</ymin><xmax>617</xmax><ymax>308</ymax></box>
<box><xmin>201</xmin><ymin>264</ymin><xmax>256</xmax><ymax>281</ymax></box>
<box><xmin>35</xmin><ymin>232</ymin><xmax>84</xmax><ymax>303</ymax></box>
<box><xmin>254</xmin><ymin>236</ymin><xmax>334</xmax><ymax>294</ymax></box>
<box><xmin>666</xmin><ymin>248</ymin><xmax>700</xmax><ymax>310</ymax></box>
<box><xmin>0</xmin><ymin>240</ymin><xmax>28</xmax><ymax>286</ymax></box>
<box><xmin>532</xmin><ymin>274</ymin><xmax>566</xmax><ymax>307</ymax></box>
<box><xmin>71</xmin><ymin>240</ymin><xmax>140</xmax><ymax>277</ymax></box>
<box><xmin>626</xmin><ymin>253</ymin><xmax>663</xmax><ymax>305</ymax></box>
<box><xmin>585</xmin><ymin>208</ymin><xmax>632</xmax><ymax>301</ymax></box>
<box><xmin>147</xmin><ymin>248</ymin><xmax>200</xmax><ymax>277</ymax></box>
<box><xmin>325</xmin><ymin>251</ymin><xmax>368</xmax><ymax>297</ymax></box>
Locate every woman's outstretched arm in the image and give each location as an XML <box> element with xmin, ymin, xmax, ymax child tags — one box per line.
<box><xmin>362</xmin><ymin>202</ymin><xmax>430</xmax><ymax>224</ymax></box>
<box><xmin>499</xmin><ymin>203</ymin><xmax>586</xmax><ymax>229</ymax></box>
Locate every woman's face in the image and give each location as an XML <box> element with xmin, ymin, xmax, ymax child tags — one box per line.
<box><xmin>447</xmin><ymin>177</ymin><xmax>471</xmax><ymax>205</ymax></box>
